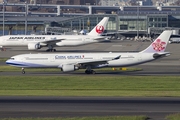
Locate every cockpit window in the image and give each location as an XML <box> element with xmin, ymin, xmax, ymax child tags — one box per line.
<box><xmin>10</xmin><ymin>58</ymin><xmax>14</xmax><ymax>60</ymax></box>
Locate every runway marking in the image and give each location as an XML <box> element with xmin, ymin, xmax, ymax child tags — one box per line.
<box><xmin>112</xmin><ymin>45</ymin><xmax>123</xmax><ymax>47</ymax></box>
<box><xmin>135</xmin><ymin>42</ymin><xmax>144</xmax><ymax>51</ymax></box>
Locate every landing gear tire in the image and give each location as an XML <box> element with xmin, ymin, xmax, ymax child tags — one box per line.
<box><xmin>46</xmin><ymin>49</ymin><xmax>56</xmax><ymax>52</ymax></box>
<box><xmin>85</xmin><ymin>70</ymin><xmax>90</xmax><ymax>74</ymax></box>
<box><xmin>91</xmin><ymin>70</ymin><xmax>96</xmax><ymax>74</ymax></box>
<box><xmin>85</xmin><ymin>70</ymin><xmax>96</xmax><ymax>74</ymax></box>
<box><xmin>22</xmin><ymin>68</ymin><xmax>25</xmax><ymax>74</ymax></box>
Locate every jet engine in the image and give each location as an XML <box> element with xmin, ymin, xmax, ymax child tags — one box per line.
<box><xmin>28</xmin><ymin>42</ymin><xmax>41</xmax><ymax>50</ymax></box>
<box><xmin>61</xmin><ymin>64</ymin><xmax>79</xmax><ymax>72</ymax></box>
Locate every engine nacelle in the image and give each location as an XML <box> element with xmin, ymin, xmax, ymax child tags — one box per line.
<box><xmin>61</xmin><ymin>64</ymin><xmax>79</xmax><ymax>72</ymax></box>
<box><xmin>28</xmin><ymin>42</ymin><xmax>41</xmax><ymax>50</ymax></box>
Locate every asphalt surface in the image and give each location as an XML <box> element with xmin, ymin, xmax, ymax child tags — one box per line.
<box><xmin>0</xmin><ymin>40</ymin><xmax>180</xmax><ymax>120</ymax></box>
<box><xmin>1</xmin><ymin>96</ymin><xmax>180</xmax><ymax>120</ymax></box>
<box><xmin>1</xmin><ymin>40</ymin><xmax>180</xmax><ymax>76</ymax></box>
<box><xmin>0</xmin><ymin>64</ymin><xmax>180</xmax><ymax>76</ymax></box>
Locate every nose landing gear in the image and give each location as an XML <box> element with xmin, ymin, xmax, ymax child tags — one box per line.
<box><xmin>22</xmin><ymin>68</ymin><xmax>25</xmax><ymax>74</ymax></box>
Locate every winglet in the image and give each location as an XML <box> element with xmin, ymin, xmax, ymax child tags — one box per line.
<box><xmin>140</xmin><ymin>30</ymin><xmax>172</xmax><ymax>53</ymax></box>
<box><xmin>113</xmin><ymin>55</ymin><xmax>121</xmax><ymax>60</ymax></box>
<box><xmin>88</xmin><ymin>17</ymin><xmax>109</xmax><ymax>36</ymax></box>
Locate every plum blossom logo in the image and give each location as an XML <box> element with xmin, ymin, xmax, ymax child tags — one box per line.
<box><xmin>152</xmin><ymin>39</ymin><xmax>166</xmax><ymax>51</ymax></box>
<box><xmin>96</xmin><ymin>25</ymin><xmax>104</xmax><ymax>34</ymax></box>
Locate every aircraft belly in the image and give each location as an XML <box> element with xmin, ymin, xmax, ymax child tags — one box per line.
<box><xmin>56</xmin><ymin>41</ymin><xmax>84</xmax><ymax>46</ymax></box>
<box><xmin>3</xmin><ymin>43</ymin><xmax>26</xmax><ymax>47</ymax></box>
<box><xmin>7</xmin><ymin>60</ymin><xmax>58</xmax><ymax>68</ymax></box>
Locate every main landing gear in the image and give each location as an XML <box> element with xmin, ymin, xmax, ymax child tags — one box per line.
<box><xmin>22</xmin><ymin>68</ymin><xmax>25</xmax><ymax>74</ymax></box>
<box><xmin>46</xmin><ymin>49</ymin><xmax>56</xmax><ymax>52</ymax></box>
<box><xmin>46</xmin><ymin>45</ymin><xmax>56</xmax><ymax>52</ymax></box>
<box><xmin>85</xmin><ymin>70</ymin><xmax>96</xmax><ymax>74</ymax></box>
<box><xmin>85</xmin><ymin>66</ymin><xmax>96</xmax><ymax>74</ymax></box>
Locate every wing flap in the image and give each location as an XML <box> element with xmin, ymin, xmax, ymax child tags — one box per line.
<box><xmin>40</xmin><ymin>39</ymin><xmax>65</xmax><ymax>45</ymax></box>
<box><xmin>58</xmin><ymin>55</ymin><xmax>120</xmax><ymax>68</ymax></box>
<box><xmin>77</xmin><ymin>55</ymin><xmax>120</xmax><ymax>66</ymax></box>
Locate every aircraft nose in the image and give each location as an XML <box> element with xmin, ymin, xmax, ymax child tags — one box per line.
<box><xmin>6</xmin><ymin>59</ymin><xmax>13</xmax><ymax>65</ymax></box>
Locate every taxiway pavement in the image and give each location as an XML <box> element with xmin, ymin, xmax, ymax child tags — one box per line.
<box><xmin>0</xmin><ymin>40</ymin><xmax>180</xmax><ymax>120</ymax></box>
<box><xmin>1</xmin><ymin>96</ymin><xmax>180</xmax><ymax>120</ymax></box>
<box><xmin>0</xmin><ymin>40</ymin><xmax>180</xmax><ymax>76</ymax></box>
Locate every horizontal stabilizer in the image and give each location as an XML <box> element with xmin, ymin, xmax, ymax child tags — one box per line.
<box><xmin>153</xmin><ymin>52</ymin><xmax>170</xmax><ymax>59</ymax></box>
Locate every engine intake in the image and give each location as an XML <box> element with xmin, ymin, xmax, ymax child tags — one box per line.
<box><xmin>61</xmin><ymin>64</ymin><xmax>79</xmax><ymax>72</ymax></box>
<box><xmin>28</xmin><ymin>42</ymin><xmax>41</xmax><ymax>50</ymax></box>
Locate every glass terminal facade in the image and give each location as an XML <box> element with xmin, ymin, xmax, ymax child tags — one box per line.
<box><xmin>44</xmin><ymin>15</ymin><xmax>117</xmax><ymax>34</ymax></box>
<box><xmin>45</xmin><ymin>14</ymin><xmax>169</xmax><ymax>34</ymax></box>
<box><xmin>1</xmin><ymin>5</ymin><xmax>180</xmax><ymax>36</ymax></box>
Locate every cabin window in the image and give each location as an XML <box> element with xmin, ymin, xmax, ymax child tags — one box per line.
<box><xmin>84</xmin><ymin>57</ymin><xmax>93</xmax><ymax>59</ymax></box>
<box><xmin>103</xmin><ymin>57</ymin><xmax>114</xmax><ymax>59</ymax></box>
<box><xmin>25</xmin><ymin>58</ymin><xmax>48</xmax><ymax>60</ymax></box>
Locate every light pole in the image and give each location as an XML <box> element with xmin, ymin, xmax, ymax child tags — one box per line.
<box><xmin>3</xmin><ymin>2</ymin><xmax>4</xmax><ymax>36</ymax></box>
<box><xmin>25</xmin><ymin>2</ymin><xmax>27</xmax><ymax>35</ymax></box>
<box><xmin>137</xmin><ymin>1</ymin><xmax>139</xmax><ymax>39</ymax></box>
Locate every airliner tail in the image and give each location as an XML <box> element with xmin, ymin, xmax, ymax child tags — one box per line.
<box><xmin>140</xmin><ymin>30</ymin><xmax>172</xmax><ymax>53</ymax></box>
<box><xmin>88</xmin><ymin>17</ymin><xmax>109</xmax><ymax>36</ymax></box>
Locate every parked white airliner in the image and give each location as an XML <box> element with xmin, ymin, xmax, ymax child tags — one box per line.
<box><xmin>6</xmin><ymin>31</ymin><xmax>172</xmax><ymax>74</ymax></box>
<box><xmin>0</xmin><ymin>17</ymin><xmax>109</xmax><ymax>52</ymax></box>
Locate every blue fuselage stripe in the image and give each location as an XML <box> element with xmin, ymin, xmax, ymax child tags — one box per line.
<box><xmin>6</xmin><ymin>62</ymin><xmax>28</xmax><ymax>66</ymax></box>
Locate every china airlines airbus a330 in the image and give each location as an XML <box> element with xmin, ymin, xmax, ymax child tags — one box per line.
<box><xmin>6</xmin><ymin>31</ymin><xmax>172</xmax><ymax>74</ymax></box>
<box><xmin>0</xmin><ymin>17</ymin><xmax>109</xmax><ymax>52</ymax></box>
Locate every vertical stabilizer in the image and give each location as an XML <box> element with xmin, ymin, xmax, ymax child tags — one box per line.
<box><xmin>88</xmin><ymin>17</ymin><xmax>109</xmax><ymax>36</ymax></box>
<box><xmin>140</xmin><ymin>30</ymin><xmax>172</xmax><ymax>53</ymax></box>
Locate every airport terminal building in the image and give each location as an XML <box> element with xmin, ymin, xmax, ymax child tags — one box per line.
<box><xmin>0</xmin><ymin>4</ymin><xmax>180</xmax><ymax>37</ymax></box>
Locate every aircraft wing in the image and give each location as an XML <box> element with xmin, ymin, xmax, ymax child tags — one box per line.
<box><xmin>40</xmin><ymin>39</ymin><xmax>65</xmax><ymax>45</ymax></box>
<box><xmin>76</xmin><ymin>55</ymin><xmax>120</xmax><ymax>66</ymax></box>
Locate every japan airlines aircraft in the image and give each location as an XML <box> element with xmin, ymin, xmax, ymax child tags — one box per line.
<box><xmin>6</xmin><ymin>31</ymin><xmax>172</xmax><ymax>74</ymax></box>
<box><xmin>0</xmin><ymin>17</ymin><xmax>109</xmax><ymax>52</ymax></box>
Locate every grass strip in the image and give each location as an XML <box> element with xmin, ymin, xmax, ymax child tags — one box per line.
<box><xmin>166</xmin><ymin>113</ymin><xmax>180</xmax><ymax>120</ymax></box>
<box><xmin>0</xmin><ymin>76</ymin><xmax>180</xmax><ymax>96</ymax></box>
<box><xmin>0</xmin><ymin>116</ymin><xmax>148</xmax><ymax>120</ymax></box>
<box><xmin>1</xmin><ymin>90</ymin><xmax>180</xmax><ymax>97</ymax></box>
<box><xmin>0</xmin><ymin>58</ymin><xmax>8</xmax><ymax>61</ymax></box>
<box><xmin>0</xmin><ymin>66</ymin><xmax>142</xmax><ymax>72</ymax></box>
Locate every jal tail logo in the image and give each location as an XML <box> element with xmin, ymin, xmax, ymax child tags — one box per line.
<box><xmin>96</xmin><ymin>25</ymin><xmax>104</xmax><ymax>34</ymax></box>
<box><xmin>152</xmin><ymin>39</ymin><xmax>166</xmax><ymax>51</ymax></box>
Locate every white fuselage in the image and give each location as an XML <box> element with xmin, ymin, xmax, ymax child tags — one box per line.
<box><xmin>0</xmin><ymin>35</ymin><xmax>101</xmax><ymax>47</ymax></box>
<box><xmin>5</xmin><ymin>30</ymin><xmax>172</xmax><ymax>74</ymax></box>
<box><xmin>6</xmin><ymin>52</ymin><xmax>155</xmax><ymax>69</ymax></box>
